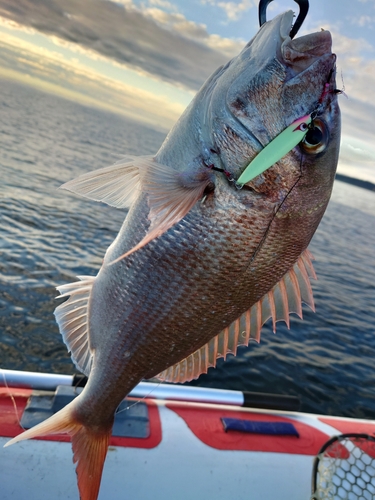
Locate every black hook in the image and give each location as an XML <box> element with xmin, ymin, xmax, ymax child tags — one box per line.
<box><xmin>258</xmin><ymin>0</ymin><xmax>309</xmax><ymax>39</ymax></box>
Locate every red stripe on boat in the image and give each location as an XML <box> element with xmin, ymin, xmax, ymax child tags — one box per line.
<box><xmin>167</xmin><ymin>402</ymin><xmax>330</xmax><ymax>455</ymax></box>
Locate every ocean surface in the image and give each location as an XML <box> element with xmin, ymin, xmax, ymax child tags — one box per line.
<box><xmin>1</xmin><ymin>79</ymin><xmax>374</xmax><ymax>419</ymax></box>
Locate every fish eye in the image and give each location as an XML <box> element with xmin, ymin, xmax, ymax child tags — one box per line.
<box><xmin>300</xmin><ymin>118</ymin><xmax>329</xmax><ymax>155</ymax></box>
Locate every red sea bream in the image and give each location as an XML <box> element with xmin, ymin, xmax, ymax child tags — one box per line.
<box><xmin>5</xmin><ymin>10</ymin><xmax>341</xmax><ymax>500</ymax></box>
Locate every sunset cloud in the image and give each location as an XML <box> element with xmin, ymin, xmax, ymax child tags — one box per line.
<box><xmin>0</xmin><ymin>33</ymin><xmax>185</xmax><ymax>130</ymax></box>
<box><xmin>0</xmin><ymin>0</ymin><xmax>243</xmax><ymax>91</ymax></box>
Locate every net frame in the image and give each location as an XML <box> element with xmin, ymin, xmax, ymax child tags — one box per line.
<box><xmin>311</xmin><ymin>433</ymin><xmax>375</xmax><ymax>500</ymax></box>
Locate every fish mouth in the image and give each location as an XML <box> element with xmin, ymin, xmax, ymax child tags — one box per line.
<box><xmin>278</xmin><ymin>11</ymin><xmax>333</xmax><ymax>74</ymax></box>
<box><xmin>235</xmin><ymin>10</ymin><xmax>334</xmax><ymax>86</ymax></box>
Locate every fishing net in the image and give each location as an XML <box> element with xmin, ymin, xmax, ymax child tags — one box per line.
<box><xmin>311</xmin><ymin>433</ymin><xmax>375</xmax><ymax>500</ymax></box>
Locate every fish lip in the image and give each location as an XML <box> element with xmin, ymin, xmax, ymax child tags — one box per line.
<box><xmin>278</xmin><ymin>12</ymin><xmax>333</xmax><ymax>73</ymax></box>
<box><xmin>252</xmin><ymin>11</ymin><xmax>333</xmax><ymax>74</ymax></box>
<box><xmin>277</xmin><ymin>10</ymin><xmax>332</xmax><ymax>53</ymax></box>
<box><xmin>281</xmin><ymin>31</ymin><xmax>333</xmax><ymax>68</ymax></box>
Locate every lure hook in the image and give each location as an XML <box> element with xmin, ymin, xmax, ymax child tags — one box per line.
<box><xmin>258</xmin><ymin>0</ymin><xmax>309</xmax><ymax>39</ymax></box>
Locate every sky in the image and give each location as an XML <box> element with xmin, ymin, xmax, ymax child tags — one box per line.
<box><xmin>0</xmin><ymin>0</ymin><xmax>374</xmax><ymax>182</ymax></box>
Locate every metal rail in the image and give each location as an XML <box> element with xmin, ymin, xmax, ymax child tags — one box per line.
<box><xmin>0</xmin><ymin>369</ymin><xmax>300</xmax><ymax>411</ymax></box>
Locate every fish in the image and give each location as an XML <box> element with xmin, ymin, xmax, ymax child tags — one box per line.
<box><xmin>5</xmin><ymin>9</ymin><xmax>341</xmax><ymax>500</ymax></box>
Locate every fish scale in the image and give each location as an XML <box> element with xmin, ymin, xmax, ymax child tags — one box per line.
<box><xmin>95</xmin><ymin>192</ymin><xmax>270</xmax><ymax>361</ymax></box>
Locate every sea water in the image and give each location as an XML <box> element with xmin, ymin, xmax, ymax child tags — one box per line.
<box><xmin>1</xmin><ymin>79</ymin><xmax>374</xmax><ymax>418</ymax></box>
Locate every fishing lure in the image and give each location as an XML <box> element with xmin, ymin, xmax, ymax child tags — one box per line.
<box><xmin>236</xmin><ymin>114</ymin><xmax>312</xmax><ymax>186</ymax></box>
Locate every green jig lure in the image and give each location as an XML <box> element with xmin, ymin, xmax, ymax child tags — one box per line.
<box><xmin>236</xmin><ymin>114</ymin><xmax>312</xmax><ymax>186</ymax></box>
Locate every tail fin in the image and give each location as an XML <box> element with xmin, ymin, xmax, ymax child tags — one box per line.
<box><xmin>4</xmin><ymin>400</ymin><xmax>112</xmax><ymax>500</ymax></box>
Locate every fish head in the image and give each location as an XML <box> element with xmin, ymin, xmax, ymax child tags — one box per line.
<box><xmin>209</xmin><ymin>10</ymin><xmax>340</xmax><ymax>204</ymax></box>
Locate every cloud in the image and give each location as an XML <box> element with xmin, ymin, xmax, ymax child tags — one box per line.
<box><xmin>299</xmin><ymin>25</ymin><xmax>375</xmax><ymax>111</ymax></box>
<box><xmin>143</xmin><ymin>6</ymin><xmax>244</xmax><ymax>55</ymax></box>
<box><xmin>149</xmin><ymin>0</ymin><xmax>177</xmax><ymax>8</ymax></box>
<box><xmin>336</xmin><ymin>92</ymin><xmax>375</xmax><ymax>183</ymax></box>
<box><xmin>0</xmin><ymin>0</ymin><xmax>245</xmax><ymax>91</ymax></box>
<box><xmin>341</xmin><ymin>142</ymin><xmax>375</xmax><ymax>163</ymax></box>
<box><xmin>329</xmin><ymin>32</ymin><xmax>375</xmax><ymax>120</ymax></box>
<box><xmin>201</xmin><ymin>0</ymin><xmax>257</xmax><ymax>22</ymax></box>
<box><xmin>143</xmin><ymin>8</ymin><xmax>209</xmax><ymax>38</ymax></box>
<box><xmin>338</xmin><ymin>135</ymin><xmax>375</xmax><ymax>183</ymax></box>
<box><xmin>0</xmin><ymin>32</ymin><xmax>185</xmax><ymax>130</ymax></box>
<box><xmin>354</xmin><ymin>15</ymin><xmax>374</xmax><ymax>27</ymax></box>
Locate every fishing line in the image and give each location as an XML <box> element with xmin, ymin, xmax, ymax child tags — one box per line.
<box><xmin>115</xmin><ymin>379</ymin><xmax>164</xmax><ymax>414</ymax></box>
<box><xmin>244</xmin><ymin>165</ymin><xmax>303</xmax><ymax>271</ymax></box>
<box><xmin>0</xmin><ymin>368</ymin><xmax>25</xmax><ymax>431</ymax></box>
<box><xmin>334</xmin><ymin>70</ymin><xmax>347</xmax><ymax>98</ymax></box>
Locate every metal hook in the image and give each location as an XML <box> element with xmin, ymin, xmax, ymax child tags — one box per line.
<box><xmin>258</xmin><ymin>0</ymin><xmax>309</xmax><ymax>39</ymax></box>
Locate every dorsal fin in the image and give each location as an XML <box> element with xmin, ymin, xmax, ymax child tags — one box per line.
<box><xmin>54</xmin><ymin>276</ymin><xmax>96</xmax><ymax>376</ymax></box>
<box><xmin>155</xmin><ymin>249</ymin><xmax>316</xmax><ymax>384</ymax></box>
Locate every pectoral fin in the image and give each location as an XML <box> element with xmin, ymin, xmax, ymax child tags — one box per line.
<box><xmin>155</xmin><ymin>250</ymin><xmax>316</xmax><ymax>383</ymax></box>
<box><xmin>61</xmin><ymin>155</ymin><xmax>213</xmax><ymax>263</ymax></box>
<box><xmin>110</xmin><ymin>161</ymin><xmax>213</xmax><ymax>264</ymax></box>
<box><xmin>60</xmin><ymin>155</ymin><xmax>154</xmax><ymax>209</ymax></box>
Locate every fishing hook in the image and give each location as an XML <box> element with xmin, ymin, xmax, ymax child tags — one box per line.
<box><xmin>258</xmin><ymin>0</ymin><xmax>309</xmax><ymax>39</ymax></box>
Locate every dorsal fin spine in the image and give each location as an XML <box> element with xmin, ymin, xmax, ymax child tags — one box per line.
<box><xmin>180</xmin><ymin>359</ymin><xmax>187</xmax><ymax>380</ymax></box>
<box><xmin>58</xmin><ymin>286</ymin><xmax>93</xmax><ymax>299</ymax></box>
<box><xmin>296</xmin><ymin>258</ymin><xmax>315</xmax><ymax>311</ymax></box>
<box><xmin>209</xmin><ymin>336</ymin><xmax>218</xmax><ymax>366</ymax></box>
<box><xmin>194</xmin><ymin>350</ymin><xmax>201</xmax><ymax>378</ymax></box>
<box><xmin>173</xmin><ymin>363</ymin><xmax>180</xmax><ymax>381</ymax></box>
<box><xmin>267</xmin><ymin>291</ymin><xmax>277</xmax><ymax>333</ymax></box>
<box><xmin>234</xmin><ymin>320</ymin><xmax>240</xmax><ymax>354</ymax></box>
<box><xmin>302</xmin><ymin>250</ymin><xmax>317</xmax><ymax>279</ymax></box>
<box><xmin>202</xmin><ymin>344</ymin><xmax>209</xmax><ymax>373</ymax></box>
<box><xmin>222</xmin><ymin>327</ymin><xmax>229</xmax><ymax>360</ymax></box>
<box><xmin>289</xmin><ymin>268</ymin><xmax>303</xmax><ymax>318</ymax></box>
<box><xmin>255</xmin><ymin>300</ymin><xmax>262</xmax><ymax>341</ymax></box>
<box><xmin>228</xmin><ymin>320</ymin><xmax>239</xmax><ymax>355</ymax></box>
<box><xmin>186</xmin><ymin>356</ymin><xmax>192</xmax><ymax>380</ymax></box>
<box><xmin>243</xmin><ymin>309</ymin><xmax>251</xmax><ymax>345</ymax></box>
<box><xmin>280</xmin><ymin>278</ymin><xmax>290</xmax><ymax>327</ymax></box>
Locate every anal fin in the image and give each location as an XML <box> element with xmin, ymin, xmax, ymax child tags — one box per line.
<box><xmin>155</xmin><ymin>249</ymin><xmax>316</xmax><ymax>384</ymax></box>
